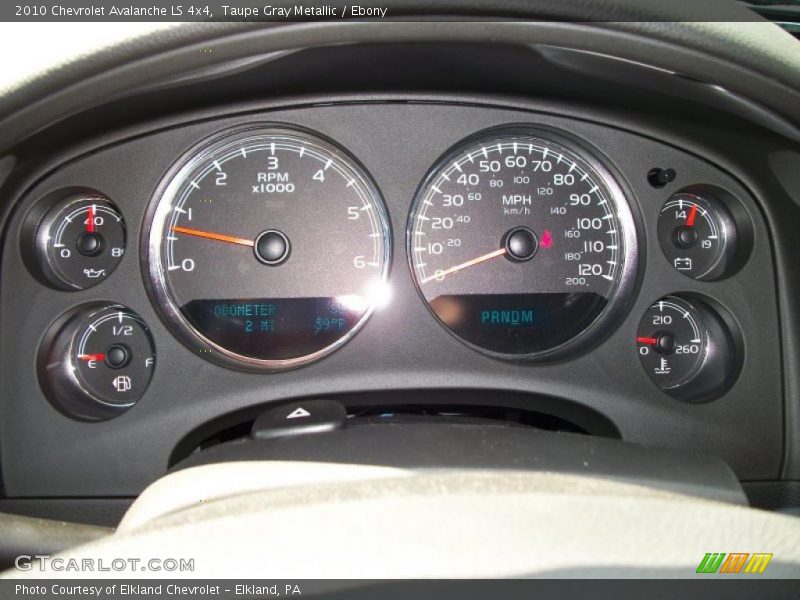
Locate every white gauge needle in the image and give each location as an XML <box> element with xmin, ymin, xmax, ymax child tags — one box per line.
<box><xmin>420</xmin><ymin>247</ymin><xmax>507</xmax><ymax>284</ymax></box>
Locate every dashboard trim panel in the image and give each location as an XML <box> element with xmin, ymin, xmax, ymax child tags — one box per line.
<box><xmin>0</xmin><ymin>95</ymin><xmax>785</xmax><ymax>497</ymax></box>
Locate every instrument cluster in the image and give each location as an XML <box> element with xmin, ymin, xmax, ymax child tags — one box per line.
<box><xmin>16</xmin><ymin>117</ymin><xmax>758</xmax><ymax>420</ymax></box>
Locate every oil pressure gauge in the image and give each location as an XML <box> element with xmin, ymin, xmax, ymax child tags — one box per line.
<box><xmin>657</xmin><ymin>192</ymin><xmax>736</xmax><ymax>281</ymax></box>
<box><xmin>636</xmin><ymin>296</ymin><xmax>737</xmax><ymax>403</ymax></box>
<box><xmin>33</xmin><ymin>192</ymin><xmax>126</xmax><ymax>290</ymax></box>
<box><xmin>38</xmin><ymin>304</ymin><xmax>155</xmax><ymax>420</ymax></box>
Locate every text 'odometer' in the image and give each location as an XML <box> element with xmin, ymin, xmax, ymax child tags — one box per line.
<box><xmin>145</xmin><ymin>125</ymin><xmax>390</xmax><ymax>371</ymax></box>
<box><xmin>408</xmin><ymin>126</ymin><xmax>636</xmax><ymax>359</ymax></box>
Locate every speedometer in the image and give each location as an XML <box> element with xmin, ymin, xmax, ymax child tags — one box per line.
<box><xmin>144</xmin><ymin>125</ymin><xmax>390</xmax><ymax>371</ymax></box>
<box><xmin>408</xmin><ymin>126</ymin><xmax>637</xmax><ymax>359</ymax></box>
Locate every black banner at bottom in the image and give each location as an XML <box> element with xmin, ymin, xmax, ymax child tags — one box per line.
<box><xmin>2</xmin><ymin>580</ymin><xmax>800</xmax><ymax>600</ymax></box>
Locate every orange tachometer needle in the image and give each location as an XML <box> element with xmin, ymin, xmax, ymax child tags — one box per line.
<box><xmin>686</xmin><ymin>204</ymin><xmax>698</xmax><ymax>227</ymax></box>
<box><xmin>171</xmin><ymin>225</ymin><xmax>254</xmax><ymax>247</ymax></box>
<box><xmin>420</xmin><ymin>247</ymin><xmax>507</xmax><ymax>284</ymax></box>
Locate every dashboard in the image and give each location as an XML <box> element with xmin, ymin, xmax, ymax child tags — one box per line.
<box><xmin>0</xmin><ymin>96</ymin><xmax>784</xmax><ymax>497</ymax></box>
<box><xmin>0</xmin><ymin>21</ymin><xmax>798</xmax><ymax>520</ymax></box>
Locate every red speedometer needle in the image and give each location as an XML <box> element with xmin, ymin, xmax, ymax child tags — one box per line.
<box><xmin>686</xmin><ymin>204</ymin><xmax>698</xmax><ymax>227</ymax></box>
<box><xmin>636</xmin><ymin>337</ymin><xmax>658</xmax><ymax>345</ymax></box>
<box><xmin>78</xmin><ymin>353</ymin><xmax>105</xmax><ymax>361</ymax></box>
<box><xmin>171</xmin><ymin>225</ymin><xmax>254</xmax><ymax>247</ymax></box>
<box><xmin>420</xmin><ymin>247</ymin><xmax>507</xmax><ymax>284</ymax></box>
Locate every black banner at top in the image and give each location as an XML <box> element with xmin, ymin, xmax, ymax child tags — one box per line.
<box><xmin>1</xmin><ymin>0</ymin><xmax>778</xmax><ymax>22</ymax></box>
<box><xmin>10</xmin><ymin>2</ymin><xmax>391</xmax><ymax>21</ymax></box>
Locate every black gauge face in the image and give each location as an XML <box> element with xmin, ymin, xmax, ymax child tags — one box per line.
<box><xmin>636</xmin><ymin>295</ymin><xmax>737</xmax><ymax>403</ymax></box>
<box><xmin>72</xmin><ymin>307</ymin><xmax>156</xmax><ymax>407</ymax></box>
<box><xmin>145</xmin><ymin>126</ymin><xmax>390</xmax><ymax>371</ymax></box>
<box><xmin>657</xmin><ymin>192</ymin><xmax>736</xmax><ymax>281</ymax></box>
<box><xmin>38</xmin><ymin>303</ymin><xmax>155</xmax><ymax>421</ymax></box>
<box><xmin>636</xmin><ymin>297</ymin><xmax>707</xmax><ymax>390</ymax></box>
<box><xmin>35</xmin><ymin>194</ymin><xmax>126</xmax><ymax>290</ymax></box>
<box><xmin>408</xmin><ymin>127</ymin><xmax>637</xmax><ymax>359</ymax></box>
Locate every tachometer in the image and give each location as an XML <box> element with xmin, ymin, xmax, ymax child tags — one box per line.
<box><xmin>144</xmin><ymin>125</ymin><xmax>390</xmax><ymax>371</ymax></box>
<box><xmin>408</xmin><ymin>126</ymin><xmax>637</xmax><ymax>359</ymax></box>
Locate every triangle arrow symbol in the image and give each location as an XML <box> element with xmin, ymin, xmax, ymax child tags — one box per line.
<box><xmin>286</xmin><ymin>407</ymin><xmax>311</xmax><ymax>419</ymax></box>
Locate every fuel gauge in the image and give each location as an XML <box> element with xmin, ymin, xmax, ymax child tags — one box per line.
<box><xmin>636</xmin><ymin>296</ymin><xmax>736</xmax><ymax>403</ymax></box>
<box><xmin>39</xmin><ymin>304</ymin><xmax>155</xmax><ymax>420</ymax></box>
<box><xmin>657</xmin><ymin>192</ymin><xmax>736</xmax><ymax>281</ymax></box>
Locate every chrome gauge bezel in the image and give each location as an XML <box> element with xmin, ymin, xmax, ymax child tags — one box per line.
<box><xmin>143</xmin><ymin>124</ymin><xmax>392</xmax><ymax>372</ymax></box>
<box><xmin>37</xmin><ymin>303</ymin><xmax>155</xmax><ymax>421</ymax></box>
<box><xmin>33</xmin><ymin>192</ymin><xmax>126</xmax><ymax>290</ymax></box>
<box><xmin>636</xmin><ymin>294</ymin><xmax>739</xmax><ymax>403</ymax></box>
<box><xmin>406</xmin><ymin>124</ymin><xmax>639</xmax><ymax>362</ymax></box>
<box><xmin>67</xmin><ymin>305</ymin><xmax>154</xmax><ymax>409</ymax></box>
<box><xmin>638</xmin><ymin>296</ymin><xmax>711</xmax><ymax>391</ymax></box>
<box><xmin>657</xmin><ymin>191</ymin><xmax>737</xmax><ymax>281</ymax></box>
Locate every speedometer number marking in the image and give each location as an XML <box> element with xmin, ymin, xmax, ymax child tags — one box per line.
<box><xmin>408</xmin><ymin>127</ymin><xmax>636</xmax><ymax>358</ymax></box>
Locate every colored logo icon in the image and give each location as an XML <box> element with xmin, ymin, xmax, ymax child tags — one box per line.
<box><xmin>696</xmin><ymin>552</ymin><xmax>773</xmax><ymax>574</ymax></box>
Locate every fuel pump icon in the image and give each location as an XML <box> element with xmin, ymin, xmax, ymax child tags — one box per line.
<box><xmin>112</xmin><ymin>375</ymin><xmax>132</xmax><ymax>393</ymax></box>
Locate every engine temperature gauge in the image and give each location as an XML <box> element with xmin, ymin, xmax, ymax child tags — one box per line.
<box><xmin>34</xmin><ymin>193</ymin><xmax>126</xmax><ymax>290</ymax></box>
<box><xmin>636</xmin><ymin>296</ymin><xmax>736</xmax><ymax>403</ymax></box>
<box><xmin>39</xmin><ymin>304</ymin><xmax>155</xmax><ymax>420</ymax></box>
<box><xmin>657</xmin><ymin>192</ymin><xmax>736</xmax><ymax>281</ymax></box>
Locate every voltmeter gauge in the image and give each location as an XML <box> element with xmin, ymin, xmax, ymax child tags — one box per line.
<box><xmin>34</xmin><ymin>193</ymin><xmax>126</xmax><ymax>290</ymax></box>
<box><xmin>657</xmin><ymin>192</ymin><xmax>736</xmax><ymax>281</ymax></box>
<box><xmin>636</xmin><ymin>296</ymin><xmax>736</xmax><ymax>403</ymax></box>
<box><xmin>38</xmin><ymin>304</ymin><xmax>155</xmax><ymax>420</ymax></box>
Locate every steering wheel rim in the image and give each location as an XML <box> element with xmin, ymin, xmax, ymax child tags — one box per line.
<box><xmin>0</xmin><ymin>1</ymin><xmax>798</xmax><ymax>153</ymax></box>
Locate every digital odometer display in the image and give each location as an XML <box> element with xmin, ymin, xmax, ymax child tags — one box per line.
<box><xmin>408</xmin><ymin>127</ymin><xmax>636</xmax><ymax>358</ymax></box>
<box><xmin>145</xmin><ymin>126</ymin><xmax>390</xmax><ymax>370</ymax></box>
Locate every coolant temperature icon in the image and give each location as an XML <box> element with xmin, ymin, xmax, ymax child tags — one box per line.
<box><xmin>654</xmin><ymin>358</ymin><xmax>671</xmax><ymax>376</ymax></box>
<box><xmin>637</xmin><ymin>296</ymin><xmax>737</xmax><ymax>403</ymax></box>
